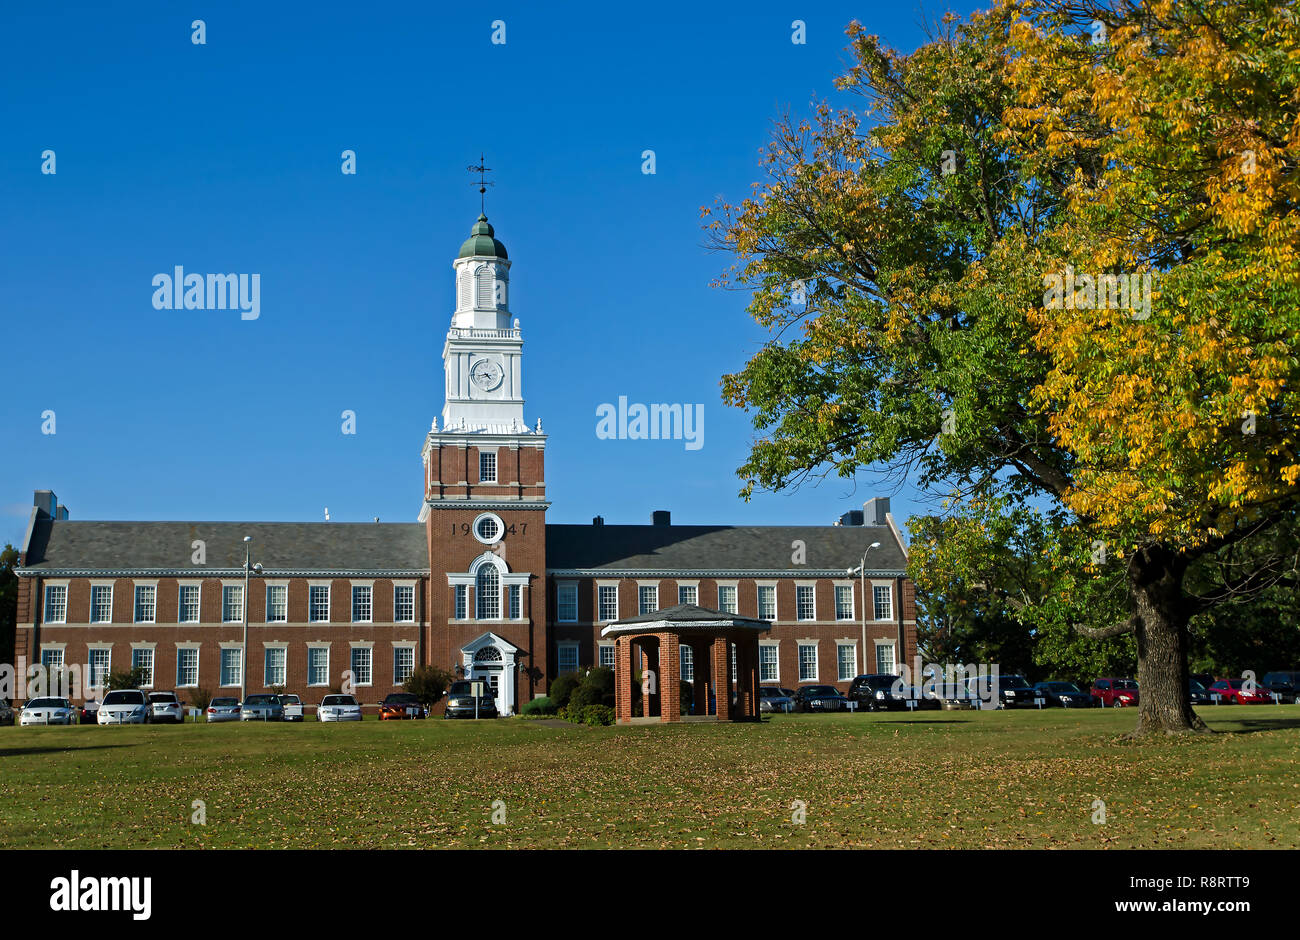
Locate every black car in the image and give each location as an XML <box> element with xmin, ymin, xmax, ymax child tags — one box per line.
<box><xmin>792</xmin><ymin>685</ymin><xmax>848</xmax><ymax>713</ymax></box>
<box><xmin>1261</xmin><ymin>671</ymin><xmax>1300</xmax><ymax>704</ymax></box>
<box><xmin>969</xmin><ymin>673</ymin><xmax>1041</xmax><ymax>708</ymax></box>
<box><xmin>1188</xmin><ymin>679</ymin><xmax>1213</xmax><ymax>705</ymax></box>
<box><xmin>847</xmin><ymin>673</ymin><xmax>908</xmax><ymax>711</ymax></box>
<box><xmin>443</xmin><ymin>680</ymin><xmax>498</xmax><ymax>719</ymax></box>
<box><xmin>1034</xmin><ymin>681</ymin><xmax>1096</xmax><ymax>708</ymax></box>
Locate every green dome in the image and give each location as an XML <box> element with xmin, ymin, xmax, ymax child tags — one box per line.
<box><xmin>457</xmin><ymin>213</ymin><xmax>508</xmax><ymax>259</ymax></box>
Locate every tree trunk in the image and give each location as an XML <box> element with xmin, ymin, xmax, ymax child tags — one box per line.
<box><xmin>1128</xmin><ymin>547</ymin><xmax>1209</xmax><ymax>736</ymax></box>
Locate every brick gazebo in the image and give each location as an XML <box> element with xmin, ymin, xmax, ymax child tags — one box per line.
<box><xmin>602</xmin><ymin>604</ymin><xmax>770</xmax><ymax>724</ymax></box>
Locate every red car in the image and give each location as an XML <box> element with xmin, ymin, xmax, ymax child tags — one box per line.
<box><xmin>378</xmin><ymin>692</ymin><xmax>427</xmax><ymax>720</ymax></box>
<box><xmin>1091</xmin><ymin>677</ymin><xmax>1139</xmax><ymax>707</ymax></box>
<box><xmin>1207</xmin><ymin>680</ymin><xmax>1274</xmax><ymax>704</ymax></box>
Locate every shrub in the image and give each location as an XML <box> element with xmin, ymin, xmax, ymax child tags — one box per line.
<box><xmin>403</xmin><ymin>665</ymin><xmax>456</xmax><ymax>708</ymax></box>
<box><xmin>680</xmin><ymin>680</ymin><xmax>694</xmax><ymax>714</ymax></box>
<box><xmin>581</xmin><ymin>704</ymin><xmax>615</xmax><ymax>727</ymax></box>
<box><xmin>549</xmin><ymin>672</ymin><xmax>583</xmax><ymax>708</ymax></box>
<box><xmin>520</xmin><ymin>695</ymin><xmax>557</xmax><ymax>716</ymax></box>
<box><xmin>185</xmin><ymin>687</ymin><xmax>213</xmax><ymax>712</ymax></box>
<box><xmin>106</xmin><ymin>667</ymin><xmax>149</xmax><ymax>691</ymax></box>
<box><xmin>569</xmin><ymin>666</ymin><xmax>615</xmax><ymax>709</ymax></box>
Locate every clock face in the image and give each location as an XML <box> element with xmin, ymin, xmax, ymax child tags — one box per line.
<box><xmin>470</xmin><ymin>358</ymin><xmax>503</xmax><ymax>391</ymax></box>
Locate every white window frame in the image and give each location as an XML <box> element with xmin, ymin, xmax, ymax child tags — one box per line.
<box><xmin>598</xmin><ymin>642</ymin><xmax>616</xmax><ymax>669</ymax></box>
<box><xmin>873</xmin><ymin>583</ymin><xmax>894</xmax><ymax>621</ymax></box>
<box><xmin>133</xmin><ymin>583</ymin><xmax>157</xmax><ymax>624</ymax></box>
<box><xmin>90</xmin><ymin>583</ymin><xmax>113</xmax><ymax>624</ymax></box>
<box><xmin>307</xmin><ymin>645</ymin><xmax>330</xmax><ymax>687</ymax></box>
<box><xmin>264</xmin><ymin>645</ymin><xmax>288</xmax><ymax>687</ymax></box>
<box><xmin>557</xmin><ymin>641</ymin><xmax>579</xmax><ymax>675</ymax></box>
<box><xmin>351</xmin><ymin>583</ymin><xmax>374</xmax><ymax>624</ymax></box>
<box><xmin>757</xmin><ymin>584</ymin><xmax>777</xmax><ymax>622</ymax></box>
<box><xmin>88</xmin><ymin>645</ymin><xmax>112</xmax><ymax>691</ymax></box>
<box><xmin>597</xmin><ymin>583</ymin><xmax>619</xmax><ymax>622</ymax></box>
<box><xmin>760</xmin><ymin>643</ymin><xmax>780</xmax><ymax>682</ymax></box>
<box><xmin>350</xmin><ymin>645</ymin><xmax>373</xmax><ymax>687</ymax></box>
<box><xmin>837</xmin><ymin>642</ymin><xmax>858</xmax><ymax>681</ymax></box>
<box><xmin>309</xmin><ymin>583</ymin><xmax>331</xmax><ymax>623</ymax></box>
<box><xmin>221</xmin><ymin>584</ymin><xmax>244</xmax><ymax>624</ymax></box>
<box><xmin>265</xmin><ymin>583</ymin><xmax>288</xmax><ymax>623</ymax></box>
<box><xmin>454</xmin><ymin>584</ymin><xmax>469</xmax><ymax>620</ymax></box>
<box><xmin>43</xmin><ymin>582</ymin><xmax>68</xmax><ymax>624</ymax></box>
<box><xmin>131</xmin><ymin>646</ymin><xmax>156</xmax><ymax>689</ymax></box>
<box><xmin>638</xmin><ymin>584</ymin><xmax>658</xmax><ymax>615</ymax></box>
<box><xmin>679</xmin><ymin>644</ymin><xmax>694</xmax><ymax>683</ymax></box>
<box><xmin>219</xmin><ymin>646</ymin><xmax>243</xmax><ymax>688</ymax></box>
<box><xmin>393</xmin><ymin>583</ymin><xmax>416</xmax><ymax>623</ymax></box>
<box><xmin>479</xmin><ymin>450</ymin><xmax>498</xmax><ymax>483</ymax></box>
<box><xmin>796</xmin><ymin>584</ymin><xmax>816</xmax><ymax>622</ymax></box>
<box><xmin>875</xmin><ymin>639</ymin><xmax>897</xmax><ymax>675</ymax></box>
<box><xmin>717</xmin><ymin>584</ymin><xmax>738</xmax><ymax>614</ymax></box>
<box><xmin>556</xmin><ymin>582</ymin><xmax>578</xmax><ymax>623</ymax></box>
<box><xmin>835</xmin><ymin>584</ymin><xmax>855</xmax><ymax>621</ymax></box>
<box><xmin>393</xmin><ymin>645</ymin><xmax>416</xmax><ymax>685</ymax></box>
<box><xmin>677</xmin><ymin>583</ymin><xmax>698</xmax><ymax>606</ymax></box>
<box><xmin>797</xmin><ymin>642</ymin><xmax>818</xmax><ymax>682</ymax></box>
<box><xmin>176</xmin><ymin>646</ymin><xmax>200</xmax><ymax>688</ymax></box>
<box><xmin>178</xmin><ymin>582</ymin><xmax>201</xmax><ymax>624</ymax></box>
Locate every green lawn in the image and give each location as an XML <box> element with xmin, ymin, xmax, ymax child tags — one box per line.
<box><xmin>2</xmin><ymin>707</ymin><xmax>1297</xmax><ymax>849</ymax></box>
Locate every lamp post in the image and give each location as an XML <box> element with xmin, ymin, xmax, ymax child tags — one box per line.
<box><xmin>848</xmin><ymin>542</ymin><xmax>881</xmax><ymax>678</ymax></box>
<box><xmin>241</xmin><ymin>536</ymin><xmax>263</xmax><ymax>703</ymax></box>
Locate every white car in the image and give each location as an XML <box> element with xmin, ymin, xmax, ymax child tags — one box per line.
<box><xmin>148</xmin><ymin>691</ymin><xmax>184</xmax><ymax>724</ymax></box>
<box><xmin>317</xmin><ymin>693</ymin><xmax>362</xmax><ymax>722</ymax></box>
<box><xmin>20</xmin><ymin>697</ymin><xmax>78</xmax><ymax>726</ymax></box>
<box><xmin>280</xmin><ymin>694</ymin><xmax>304</xmax><ymax>722</ymax></box>
<box><xmin>98</xmin><ymin>689</ymin><xmax>150</xmax><ymax>725</ymax></box>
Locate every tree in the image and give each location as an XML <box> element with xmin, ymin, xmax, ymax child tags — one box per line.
<box><xmin>707</xmin><ymin>1</ymin><xmax>1299</xmax><ymax>735</ymax></box>
<box><xmin>0</xmin><ymin>545</ymin><xmax>17</xmax><ymax>669</ymax></box>
<box><xmin>402</xmin><ymin>665</ymin><xmax>455</xmax><ymax>709</ymax></box>
<box><xmin>107</xmin><ymin>667</ymin><xmax>150</xmax><ymax>691</ymax></box>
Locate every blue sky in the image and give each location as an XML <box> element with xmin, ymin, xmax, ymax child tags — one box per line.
<box><xmin>0</xmin><ymin>0</ymin><xmax>982</xmax><ymax>551</ymax></box>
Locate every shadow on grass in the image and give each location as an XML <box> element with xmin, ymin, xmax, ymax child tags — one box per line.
<box><xmin>1205</xmin><ymin>717</ymin><xmax>1300</xmax><ymax>734</ymax></box>
<box><xmin>0</xmin><ymin>744</ymin><xmax>130</xmax><ymax>758</ymax></box>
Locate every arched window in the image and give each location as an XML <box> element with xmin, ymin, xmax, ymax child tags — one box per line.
<box><xmin>476</xmin><ymin>564</ymin><xmax>500</xmax><ymax>620</ymax></box>
<box><xmin>475</xmin><ymin>266</ymin><xmax>494</xmax><ymax>308</ymax></box>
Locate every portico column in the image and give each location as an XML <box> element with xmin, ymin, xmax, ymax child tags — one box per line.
<box><xmin>712</xmin><ymin>635</ymin><xmax>732</xmax><ymax>721</ymax></box>
<box><xmin>615</xmin><ymin>637</ymin><xmax>633</xmax><ymax>723</ymax></box>
<box><xmin>659</xmin><ymin>632</ymin><xmax>681</xmax><ymax>722</ymax></box>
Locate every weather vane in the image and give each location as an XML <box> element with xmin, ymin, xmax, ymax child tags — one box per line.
<box><xmin>468</xmin><ymin>154</ymin><xmax>494</xmax><ymax>212</ymax></box>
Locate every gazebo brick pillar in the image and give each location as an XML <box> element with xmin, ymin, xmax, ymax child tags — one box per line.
<box><xmin>659</xmin><ymin>631</ymin><xmax>681</xmax><ymax>722</ymax></box>
<box><xmin>712</xmin><ymin>636</ymin><xmax>733</xmax><ymax>721</ymax></box>
<box><xmin>616</xmin><ymin>637</ymin><xmax>633</xmax><ymax>723</ymax></box>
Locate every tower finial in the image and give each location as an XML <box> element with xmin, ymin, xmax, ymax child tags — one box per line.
<box><xmin>467</xmin><ymin>154</ymin><xmax>494</xmax><ymax>213</ymax></box>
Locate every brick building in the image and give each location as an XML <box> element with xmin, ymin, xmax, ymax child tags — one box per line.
<box><xmin>12</xmin><ymin>213</ymin><xmax>916</xmax><ymax>714</ymax></box>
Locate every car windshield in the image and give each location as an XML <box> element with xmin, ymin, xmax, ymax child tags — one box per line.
<box><xmin>149</xmin><ymin>693</ymin><xmax>177</xmax><ymax>702</ymax></box>
<box><xmin>211</xmin><ymin>698</ymin><xmax>238</xmax><ymax>706</ymax></box>
<box><xmin>1114</xmin><ymin>679</ymin><xmax>1138</xmax><ymax>689</ymax></box>
<box><xmin>449</xmin><ymin>681</ymin><xmax>476</xmax><ymax>694</ymax></box>
<box><xmin>103</xmin><ymin>691</ymin><xmax>145</xmax><ymax>705</ymax></box>
<box><xmin>26</xmin><ymin>698</ymin><xmax>66</xmax><ymax>708</ymax></box>
<box><xmin>322</xmin><ymin>695</ymin><xmax>356</xmax><ymax>706</ymax></box>
<box><xmin>1189</xmin><ymin>680</ymin><xmax>1207</xmax><ymax>691</ymax></box>
<box><xmin>1043</xmin><ymin>682</ymin><xmax>1079</xmax><ymax>692</ymax></box>
<box><xmin>244</xmin><ymin>695</ymin><xmax>276</xmax><ymax>705</ymax></box>
<box><xmin>802</xmin><ymin>686</ymin><xmax>838</xmax><ymax>695</ymax></box>
<box><xmin>760</xmin><ymin>688</ymin><xmax>785</xmax><ymax>697</ymax></box>
<box><xmin>384</xmin><ymin>694</ymin><xmax>419</xmax><ymax>704</ymax></box>
<box><xmin>282</xmin><ymin>695</ymin><xmax>301</xmax><ymax>704</ymax></box>
<box><xmin>1000</xmin><ymin>675</ymin><xmax>1033</xmax><ymax>689</ymax></box>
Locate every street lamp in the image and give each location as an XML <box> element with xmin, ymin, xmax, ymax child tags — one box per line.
<box><xmin>241</xmin><ymin>536</ymin><xmax>263</xmax><ymax>703</ymax></box>
<box><xmin>847</xmin><ymin>542</ymin><xmax>882</xmax><ymax>678</ymax></box>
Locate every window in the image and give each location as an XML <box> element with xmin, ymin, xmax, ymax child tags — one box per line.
<box><xmin>558</xmin><ymin>643</ymin><xmax>579</xmax><ymax>675</ymax></box>
<box><xmin>479</xmin><ymin>451</ymin><xmax>497</xmax><ymax>483</ymax></box>
<box><xmin>760</xmin><ymin>645</ymin><xmax>779</xmax><ymax>682</ymax></box>
<box><xmin>351</xmin><ymin>585</ymin><xmax>372</xmax><ymax>623</ymax></box>
<box><xmin>134</xmin><ymin>585</ymin><xmax>156</xmax><ymax>623</ymax></box>
<box><xmin>838</xmin><ymin>643</ymin><xmax>857</xmax><ymax>681</ymax></box>
<box><xmin>678</xmin><ymin>584</ymin><xmax>697</xmax><ymax>606</ymax></box>
<box><xmin>179</xmin><ymin>585</ymin><xmax>200</xmax><ymax>623</ymax></box>
<box><xmin>475</xmin><ymin>265</ymin><xmax>493</xmax><ymax>307</ymax></box>
<box><xmin>262</xmin><ymin>585</ymin><xmax>286</xmax><ymax>623</ymax></box>
<box><xmin>91</xmin><ymin>585</ymin><xmax>113</xmax><ymax>623</ymax></box>
<box><xmin>638</xmin><ymin>585</ymin><xmax>658</xmax><ymax>615</ymax></box>
<box><xmin>835</xmin><ymin>585</ymin><xmax>854</xmax><ymax>621</ymax></box>
<box><xmin>454</xmin><ymin>584</ymin><xmax>468</xmax><ymax>619</ymax></box>
<box><xmin>758</xmin><ymin>585</ymin><xmax>776</xmax><ymax>621</ymax></box>
<box><xmin>41</xmin><ymin>648</ymin><xmax>64</xmax><ymax>674</ymax></box>
<box><xmin>394</xmin><ymin>585</ymin><xmax>415</xmax><ymax>623</ymax></box>
<box><xmin>222</xmin><ymin>585</ymin><xmax>243</xmax><ymax>623</ymax></box>
<box><xmin>351</xmin><ymin>647</ymin><xmax>372</xmax><ymax>686</ymax></box>
<box><xmin>598</xmin><ymin>585</ymin><xmax>619</xmax><ymax>621</ymax></box>
<box><xmin>508</xmin><ymin>584</ymin><xmax>522</xmax><ymax>619</ymax></box>
<box><xmin>873</xmin><ymin>585</ymin><xmax>893</xmax><ymax>621</ymax></box>
<box><xmin>89</xmin><ymin>648</ymin><xmax>111</xmax><ymax>689</ymax></box>
<box><xmin>177</xmin><ymin>648</ymin><xmax>199</xmax><ymax>687</ymax></box>
<box><xmin>731</xmin><ymin>643</ymin><xmax>737</xmax><ymax>682</ymax></box>
<box><xmin>796</xmin><ymin>585</ymin><xmax>816</xmax><ymax>621</ymax></box>
<box><xmin>132</xmin><ymin>648</ymin><xmax>155</xmax><ymax>688</ymax></box>
<box><xmin>798</xmin><ymin>643</ymin><xmax>818</xmax><ymax>681</ymax></box>
<box><xmin>220</xmin><ymin>648</ymin><xmax>242</xmax><ymax>687</ymax></box>
<box><xmin>264</xmin><ymin>648</ymin><xmax>287</xmax><ymax>687</ymax></box>
<box><xmin>476</xmin><ymin>567</ymin><xmax>500</xmax><ymax>619</ymax></box>
<box><xmin>680</xmin><ymin>645</ymin><xmax>694</xmax><ymax>682</ymax></box>
<box><xmin>599</xmin><ymin>644</ymin><xmax>616</xmax><ymax>669</ymax></box>
<box><xmin>876</xmin><ymin>643</ymin><xmax>896</xmax><ymax>674</ymax></box>
<box><xmin>43</xmin><ymin>585</ymin><xmax>67</xmax><ymax>623</ymax></box>
<box><xmin>308</xmin><ymin>648</ymin><xmax>330</xmax><ymax>686</ymax></box>
<box><xmin>394</xmin><ymin>647</ymin><xmax>415</xmax><ymax>685</ymax></box>
<box><xmin>474</xmin><ymin>513</ymin><xmax>503</xmax><ymax>544</ymax></box>
<box><xmin>557</xmin><ymin>583</ymin><xmax>577</xmax><ymax>622</ymax></box>
<box><xmin>309</xmin><ymin>585</ymin><xmax>330</xmax><ymax>622</ymax></box>
<box><xmin>718</xmin><ymin>585</ymin><xmax>737</xmax><ymax>614</ymax></box>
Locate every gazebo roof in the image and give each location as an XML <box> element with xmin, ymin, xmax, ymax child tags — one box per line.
<box><xmin>600</xmin><ymin>603</ymin><xmax>770</xmax><ymax>637</ymax></box>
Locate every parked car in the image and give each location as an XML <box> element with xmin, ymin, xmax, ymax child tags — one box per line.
<box><xmin>1261</xmin><ymin>671</ymin><xmax>1300</xmax><ymax>704</ymax></box>
<box><xmin>847</xmin><ymin>673</ymin><xmax>908</xmax><ymax>711</ymax></box>
<box><xmin>240</xmin><ymin>694</ymin><xmax>284</xmax><ymax>721</ymax></box>
<box><xmin>20</xmin><ymin>697</ymin><xmax>78</xmax><ymax>726</ymax></box>
<box><xmin>792</xmin><ymin>685</ymin><xmax>848</xmax><ymax>713</ymax></box>
<box><xmin>0</xmin><ymin>701</ymin><xmax>15</xmax><ymax>726</ymax></box>
<box><xmin>379</xmin><ymin>692</ymin><xmax>427</xmax><ymax>720</ymax></box>
<box><xmin>1190</xmin><ymin>672</ymin><xmax>1217</xmax><ymax>689</ymax></box>
<box><xmin>280</xmin><ymin>694</ymin><xmax>304</xmax><ymax>722</ymax></box>
<box><xmin>1091</xmin><ymin>678</ymin><xmax>1140</xmax><ymax>707</ymax></box>
<box><xmin>78</xmin><ymin>700</ymin><xmax>99</xmax><ymax>724</ymax></box>
<box><xmin>1188</xmin><ymin>679</ymin><xmax>1213</xmax><ymax>706</ymax></box>
<box><xmin>148</xmin><ymin>690</ymin><xmax>184</xmax><ymax>724</ymax></box>
<box><xmin>98</xmin><ymin>689</ymin><xmax>150</xmax><ymax>725</ymax></box>
<box><xmin>758</xmin><ymin>686</ymin><xmax>795</xmax><ymax>713</ymax></box>
<box><xmin>205</xmin><ymin>697</ymin><xmax>241</xmax><ymax>723</ymax></box>
<box><xmin>317</xmin><ymin>693</ymin><xmax>362</xmax><ymax>722</ymax></box>
<box><xmin>1034</xmin><ymin>681</ymin><xmax>1096</xmax><ymax>708</ymax></box>
<box><xmin>1208</xmin><ymin>679</ymin><xmax>1273</xmax><ymax>705</ymax></box>
<box><xmin>444</xmin><ymin>680</ymin><xmax>498</xmax><ymax>719</ymax></box>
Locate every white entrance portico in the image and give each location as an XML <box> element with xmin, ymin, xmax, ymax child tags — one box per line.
<box><xmin>460</xmin><ymin>632</ymin><xmax>520</xmax><ymax>716</ymax></box>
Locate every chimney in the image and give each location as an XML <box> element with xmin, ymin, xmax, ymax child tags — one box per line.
<box><xmin>33</xmin><ymin>490</ymin><xmax>57</xmax><ymax>519</ymax></box>
<box><xmin>864</xmin><ymin>497</ymin><xmax>891</xmax><ymax>526</ymax></box>
<box><xmin>592</xmin><ymin>515</ymin><xmax>604</xmax><ymax>527</ymax></box>
<box><xmin>56</xmin><ymin>504</ymin><xmax>69</xmax><ymax>520</ymax></box>
<box><xmin>652</xmin><ymin>510</ymin><xmax>671</xmax><ymax>527</ymax></box>
<box><xmin>837</xmin><ymin>509</ymin><xmax>864</xmax><ymax>527</ymax></box>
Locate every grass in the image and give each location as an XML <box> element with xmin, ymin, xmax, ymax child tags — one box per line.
<box><xmin>2</xmin><ymin>706</ymin><xmax>1298</xmax><ymax>849</ymax></box>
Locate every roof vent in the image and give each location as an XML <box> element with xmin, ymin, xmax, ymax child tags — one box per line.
<box><xmin>864</xmin><ymin>497</ymin><xmax>891</xmax><ymax>526</ymax></box>
<box><xmin>838</xmin><ymin>509</ymin><xmax>864</xmax><ymax>527</ymax></box>
<box><xmin>652</xmin><ymin>510</ymin><xmax>671</xmax><ymax>526</ymax></box>
<box><xmin>593</xmin><ymin>515</ymin><xmax>604</xmax><ymax>527</ymax></box>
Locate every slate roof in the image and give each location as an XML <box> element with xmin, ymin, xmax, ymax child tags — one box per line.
<box><xmin>605</xmin><ymin>603</ymin><xmax>769</xmax><ymax>629</ymax></box>
<box><xmin>544</xmin><ymin>523</ymin><xmax>905</xmax><ymax>575</ymax></box>
<box><xmin>19</xmin><ymin>519</ymin><xmax>429</xmax><ymax>576</ymax></box>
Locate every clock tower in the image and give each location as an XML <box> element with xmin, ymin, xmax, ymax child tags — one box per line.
<box><xmin>420</xmin><ymin>211</ymin><xmax>549</xmax><ymax>714</ymax></box>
